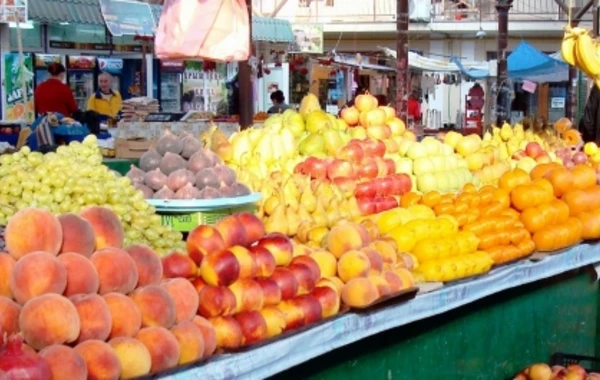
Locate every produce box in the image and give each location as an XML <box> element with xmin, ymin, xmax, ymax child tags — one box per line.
<box><xmin>115</xmin><ymin>138</ymin><xmax>156</xmax><ymax>159</ymax></box>
<box><xmin>159</xmin><ymin>204</ymin><xmax>257</xmax><ymax>232</ymax></box>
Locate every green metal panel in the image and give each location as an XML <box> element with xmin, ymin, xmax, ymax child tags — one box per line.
<box><xmin>103</xmin><ymin>158</ymin><xmax>138</xmax><ymax>176</ymax></box>
<box><xmin>272</xmin><ymin>270</ymin><xmax>598</xmax><ymax>380</ymax></box>
<box><xmin>252</xmin><ymin>17</ymin><xmax>295</xmax><ymax>44</ymax></box>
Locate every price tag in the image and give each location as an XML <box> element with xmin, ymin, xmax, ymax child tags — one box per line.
<box><xmin>161</xmin><ymin>214</ymin><xmax>200</xmax><ymax>232</ymax></box>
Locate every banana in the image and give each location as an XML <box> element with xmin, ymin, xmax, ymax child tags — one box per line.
<box><xmin>561</xmin><ymin>32</ymin><xmax>577</xmax><ymax>66</ymax></box>
<box><xmin>574</xmin><ymin>31</ymin><xmax>600</xmax><ymax>77</ymax></box>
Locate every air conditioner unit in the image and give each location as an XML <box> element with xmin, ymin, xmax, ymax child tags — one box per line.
<box><xmin>409</xmin><ymin>0</ymin><xmax>431</xmax><ymax>22</ymax></box>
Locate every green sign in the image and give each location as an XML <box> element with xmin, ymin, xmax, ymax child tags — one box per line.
<box><xmin>3</xmin><ymin>52</ymin><xmax>34</xmax><ymax>122</ymax></box>
<box><xmin>161</xmin><ymin>214</ymin><xmax>200</xmax><ymax>232</ymax></box>
<box><xmin>99</xmin><ymin>0</ymin><xmax>156</xmax><ymax>37</ymax></box>
<box><xmin>290</xmin><ymin>24</ymin><xmax>324</xmax><ymax>54</ymax></box>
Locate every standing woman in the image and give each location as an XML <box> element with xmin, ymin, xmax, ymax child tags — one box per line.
<box><xmin>34</xmin><ymin>63</ymin><xmax>79</xmax><ymax>117</ymax></box>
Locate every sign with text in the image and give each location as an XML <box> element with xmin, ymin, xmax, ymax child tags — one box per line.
<box><xmin>99</xmin><ymin>0</ymin><xmax>156</xmax><ymax>37</ymax></box>
<box><xmin>0</xmin><ymin>0</ymin><xmax>27</xmax><ymax>23</ymax></box>
<box><xmin>160</xmin><ymin>60</ymin><xmax>185</xmax><ymax>72</ymax></box>
<box><xmin>34</xmin><ymin>54</ymin><xmax>61</xmax><ymax>68</ymax></box>
<box><xmin>98</xmin><ymin>58</ymin><xmax>124</xmax><ymax>74</ymax></box>
<box><xmin>289</xmin><ymin>24</ymin><xmax>323</xmax><ymax>54</ymax></box>
<box><xmin>3</xmin><ymin>52</ymin><xmax>34</xmax><ymax>122</ymax></box>
<box><xmin>67</xmin><ymin>56</ymin><xmax>97</xmax><ymax>70</ymax></box>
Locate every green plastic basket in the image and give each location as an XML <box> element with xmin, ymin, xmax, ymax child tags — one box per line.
<box><xmin>159</xmin><ymin>204</ymin><xmax>257</xmax><ymax>232</ymax></box>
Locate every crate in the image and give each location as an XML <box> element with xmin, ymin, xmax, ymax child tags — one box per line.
<box><xmin>160</xmin><ymin>204</ymin><xmax>257</xmax><ymax>232</ymax></box>
<box><xmin>551</xmin><ymin>353</ymin><xmax>600</xmax><ymax>372</ymax></box>
<box><xmin>115</xmin><ymin>138</ymin><xmax>156</xmax><ymax>159</ymax></box>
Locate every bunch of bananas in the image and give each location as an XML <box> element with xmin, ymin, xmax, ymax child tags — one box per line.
<box><xmin>561</xmin><ymin>26</ymin><xmax>600</xmax><ymax>87</ymax></box>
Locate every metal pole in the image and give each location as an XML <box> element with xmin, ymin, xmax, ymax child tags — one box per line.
<box><xmin>395</xmin><ymin>0</ymin><xmax>409</xmax><ymax>124</ymax></box>
<box><xmin>566</xmin><ymin>19</ymin><xmax>579</xmax><ymax>120</ymax></box>
<box><xmin>239</xmin><ymin>0</ymin><xmax>253</xmax><ymax>129</ymax></box>
<box><xmin>495</xmin><ymin>0</ymin><xmax>511</xmax><ymax>126</ymax></box>
<box><xmin>593</xmin><ymin>0</ymin><xmax>599</xmax><ymax>35</ymax></box>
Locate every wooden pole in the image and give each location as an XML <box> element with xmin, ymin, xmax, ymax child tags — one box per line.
<box><xmin>239</xmin><ymin>0</ymin><xmax>253</xmax><ymax>129</ymax></box>
<box><xmin>395</xmin><ymin>0</ymin><xmax>409</xmax><ymax>124</ymax></box>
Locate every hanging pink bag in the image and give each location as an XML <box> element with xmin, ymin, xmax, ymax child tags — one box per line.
<box><xmin>155</xmin><ymin>0</ymin><xmax>250</xmax><ymax>62</ymax></box>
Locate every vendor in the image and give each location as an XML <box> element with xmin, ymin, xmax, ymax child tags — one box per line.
<box><xmin>86</xmin><ymin>72</ymin><xmax>122</xmax><ymax>120</ymax></box>
<box><xmin>407</xmin><ymin>90</ymin><xmax>422</xmax><ymax>122</ymax></box>
<box><xmin>267</xmin><ymin>90</ymin><xmax>290</xmax><ymax>114</ymax></box>
<box><xmin>34</xmin><ymin>63</ymin><xmax>78</xmax><ymax>117</ymax></box>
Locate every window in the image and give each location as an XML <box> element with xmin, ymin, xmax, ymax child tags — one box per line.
<box><xmin>9</xmin><ymin>24</ymin><xmax>42</xmax><ymax>49</ymax></box>
<box><xmin>47</xmin><ymin>24</ymin><xmax>106</xmax><ymax>44</ymax></box>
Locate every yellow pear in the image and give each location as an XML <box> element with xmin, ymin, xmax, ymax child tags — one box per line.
<box><xmin>265</xmin><ymin>203</ymin><xmax>287</xmax><ymax>235</ymax></box>
<box><xmin>325</xmin><ymin>203</ymin><xmax>341</xmax><ymax>228</ymax></box>
<box><xmin>282</xmin><ymin>181</ymin><xmax>300</xmax><ymax>211</ymax></box>
<box><xmin>263</xmin><ymin>195</ymin><xmax>280</xmax><ymax>216</ymax></box>
<box><xmin>312</xmin><ymin>200</ymin><xmax>328</xmax><ymax>227</ymax></box>
<box><xmin>346</xmin><ymin>197</ymin><xmax>362</xmax><ymax>220</ymax></box>
<box><xmin>298</xmin><ymin>203</ymin><xmax>312</xmax><ymax>222</ymax></box>
<box><xmin>286</xmin><ymin>206</ymin><xmax>301</xmax><ymax>237</ymax></box>
<box><xmin>300</xmin><ymin>186</ymin><xmax>317</xmax><ymax>213</ymax></box>
<box><xmin>307</xmin><ymin>226</ymin><xmax>329</xmax><ymax>245</ymax></box>
<box><xmin>296</xmin><ymin>220</ymin><xmax>314</xmax><ymax>243</ymax></box>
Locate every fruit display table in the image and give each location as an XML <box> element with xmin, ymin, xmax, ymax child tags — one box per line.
<box><xmin>156</xmin><ymin>244</ymin><xmax>600</xmax><ymax>380</ymax></box>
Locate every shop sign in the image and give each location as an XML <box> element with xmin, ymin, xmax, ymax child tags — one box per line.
<box><xmin>160</xmin><ymin>60</ymin><xmax>185</xmax><ymax>72</ymax></box>
<box><xmin>551</xmin><ymin>97</ymin><xmax>565</xmax><ymax>109</ymax></box>
<box><xmin>0</xmin><ymin>0</ymin><xmax>27</xmax><ymax>23</ymax></box>
<box><xmin>3</xmin><ymin>52</ymin><xmax>34</xmax><ymax>122</ymax></box>
<box><xmin>99</xmin><ymin>0</ymin><xmax>156</xmax><ymax>37</ymax></box>
<box><xmin>98</xmin><ymin>58</ymin><xmax>124</xmax><ymax>74</ymax></box>
<box><xmin>289</xmin><ymin>24</ymin><xmax>324</xmax><ymax>54</ymax></box>
<box><xmin>49</xmin><ymin>40</ymin><xmax>144</xmax><ymax>52</ymax></box>
<box><xmin>68</xmin><ymin>56</ymin><xmax>96</xmax><ymax>70</ymax></box>
<box><xmin>34</xmin><ymin>54</ymin><xmax>61</xmax><ymax>68</ymax></box>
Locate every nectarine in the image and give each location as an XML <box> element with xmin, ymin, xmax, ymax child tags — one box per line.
<box><xmin>161</xmin><ymin>252</ymin><xmax>198</xmax><ymax>279</ymax></box>
<box><xmin>234</xmin><ymin>311</ymin><xmax>268</xmax><ymax>345</ymax></box>
<box><xmin>235</xmin><ymin>212</ymin><xmax>266</xmax><ymax>245</ymax></box>
<box><xmin>249</xmin><ymin>245</ymin><xmax>276</xmax><ymax>277</ymax></box>
<box><xmin>215</xmin><ymin>215</ymin><xmax>248</xmax><ymax>248</ymax></box>
<box><xmin>197</xmin><ymin>286</ymin><xmax>237</xmax><ymax>318</ymax></box>
<box><xmin>209</xmin><ymin>316</ymin><xmax>243</xmax><ymax>349</ymax></box>
<box><xmin>229</xmin><ymin>279</ymin><xmax>264</xmax><ymax>313</ymax></box>
<box><xmin>186</xmin><ymin>225</ymin><xmax>226</xmax><ymax>265</ymax></box>
<box><xmin>255</xmin><ymin>233</ymin><xmax>293</xmax><ymax>267</ymax></box>
<box><xmin>200</xmin><ymin>250</ymin><xmax>240</xmax><ymax>287</ymax></box>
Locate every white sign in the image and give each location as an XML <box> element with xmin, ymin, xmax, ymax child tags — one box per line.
<box><xmin>551</xmin><ymin>97</ymin><xmax>565</xmax><ymax>109</ymax></box>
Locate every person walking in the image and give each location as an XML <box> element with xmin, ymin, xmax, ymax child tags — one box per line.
<box><xmin>33</xmin><ymin>63</ymin><xmax>78</xmax><ymax>117</ymax></box>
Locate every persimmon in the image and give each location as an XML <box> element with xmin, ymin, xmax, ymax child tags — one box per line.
<box><xmin>571</xmin><ymin>164</ymin><xmax>596</xmax><ymax>190</ymax></box>
<box><xmin>491</xmin><ymin>188</ymin><xmax>510</xmax><ymax>209</ymax></box>
<box><xmin>499</xmin><ymin>169</ymin><xmax>531</xmax><ymax>193</ymax></box>
<box><xmin>421</xmin><ymin>191</ymin><xmax>441</xmax><ymax>208</ymax></box>
<box><xmin>576</xmin><ymin>211</ymin><xmax>600</xmax><ymax>239</ymax></box>
<box><xmin>530</xmin><ymin>163</ymin><xmax>562</xmax><ymax>180</ymax></box>
<box><xmin>562</xmin><ymin>189</ymin><xmax>590</xmax><ymax>216</ymax></box>
<box><xmin>520</xmin><ymin>207</ymin><xmax>546</xmax><ymax>233</ymax></box>
<box><xmin>400</xmin><ymin>192</ymin><xmax>421</xmax><ymax>207</ymax></box>
<box><xmin>499</xmin><ymin>208</ymin><xmax>520</xmax><ymax>220</ymax></box>
<box><xmin>516</xmin><ymin>239</ymin><xmax>535</xmax><ymax>256</ymax></box>
<box><xmin>453</xmin><ymin>201</ymin><xmax>469</xmax><ymax>214</ymax></box>
<box><xmin>510</xmin><ymin>228</ymin><xmax>531</xmax><ymax>245</ymax></box>
<box><xmin>462</xmin><ymin>183</ymin><xmax>477</xmax><ymax>193</ymax></box>
<box><xmin>433</xmin><ymin>202</ymin><xmax>454</xmax><ymax>216</ymax></box>
<box><xmin>546</xmin><ymin>167</ymin><xmax>574</xmax><ymax>197</ymax></box>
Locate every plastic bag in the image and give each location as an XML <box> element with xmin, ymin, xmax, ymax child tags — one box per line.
<box><xmin>155</xmin><ymin>0</ymin><xmax>250</xmax><ymax>62</ymax></box>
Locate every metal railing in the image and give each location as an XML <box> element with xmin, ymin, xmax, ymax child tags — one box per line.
<box><xmin>252</xmin><ymin>0</ymin><xmax>592</xmax><ymax>23</ymax></box>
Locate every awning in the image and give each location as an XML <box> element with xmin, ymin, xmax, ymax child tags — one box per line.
<box><xmin>379</xmin><ymin>47</ymin><xmax>490</xmax><ymax>74</ymax></box>
<box><xmin>328</xmin><ymin>56</ymin><xmax>396</xmax><ymax>72</ymax></box>
<box><xmin>252</xmin><ymin>16</ymin><xmax>295</xmax><ymax>44</ymax></box>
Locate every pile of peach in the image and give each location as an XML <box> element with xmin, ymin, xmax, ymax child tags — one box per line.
<box><xmin>0</xmin><ymin>207</ymin><xmax>216</xmax><ymax>380</ymax></box>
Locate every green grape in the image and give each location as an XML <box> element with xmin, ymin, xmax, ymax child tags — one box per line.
<box><xmin>53</xmin><ymin>190</ymin><xmax>65</xmax><ymax>203</ymax></box>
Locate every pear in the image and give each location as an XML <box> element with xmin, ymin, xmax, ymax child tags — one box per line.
<box><xmin>286</xmin><ymin>206</ymin><xmax>301</xmax><ymax>237</ymax></box>
<box><xmin>282</xmin><ymin>181</ymin><xmax>300</xmax><ymax>211</ymax></box>
<box><xmin>325</xmin><ymin>203</ymin><xmax>341</xmax><ymax>228</ymax></box>
<box><xmin>263</xmin><ymin>195</ymin><xmax>280</xmax><ymax>216</ymax></box>
<box><xmin>265</xmin><ymin>203</ymin><xmax>287</xmax><ymax>235</ymax></box>
<box><xmin>296</xmin><ymin>220</ymin><xmax>314</xmax><ymax>243</ymax></box>
<box><xmin>307</xmin><ymin>226</ymin><xmax>329</xmax><ymax>245</ymax></box>
<box><xmin>312</xmin><ymin>200</ymin><xmax>327</xmax><ymax>227</ymax></box>
<box><xmin>346</xmin><ymin>197</ymin><xmax>362</xmax><ymax>220</ymax></box>
<box><xmin>298</xmin><ymin>203</ymin><xmax>312</xmax><ymax>222</ymax></box>
<box><xmin>300</xmin><ymin>187</ymin><xmax>317</xmax><ymax>213</ymax></box>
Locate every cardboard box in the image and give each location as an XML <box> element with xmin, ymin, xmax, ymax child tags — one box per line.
<box><xmin>115</xmin><ymin>138</ymin><xmax>156</xmax><ymax>159</ymax></box>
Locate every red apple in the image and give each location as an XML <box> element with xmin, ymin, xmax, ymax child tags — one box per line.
<box><xmin>382</xmin><ymin>196</ymin><xmax>399</xmax><ymax>210</ymax></box>
<box><xmin>535</xmin><ymin>153</ymin><xmax>552</xmax><ymax>163</ymax></box>
<box><xmin>384</xmin><ymin>158</ymin><xmax>396</xmax><ymax>175</ymax></box>
<box><xmin>327</xmin><ymin>159</ymin><xmax>355</xmax><ymax>180</ymax></box>
<box><xmin>303</xmin><ymin>157</ymin><xmax>328</xmax><ymax>180</ymax></box>
<box><xmin>512</xmin><ymin>150</ymin><xmax>527</xmax><ymax>160</ymax></box>
<box><xmin>373</xmin><ymin>157</ymin><xmax>388</xmax><ymax>177</ymax></box>
<box><xmin>332</xmin><ymin>177</ymin><xmax>357</xmax><ymax>196</ymax></box>
<box><xmin>395</xmin><ymin>173</ymin><xmax>412</xmax><ymax>194</ymax></box>
<box><xmin>525</xmin><ymin>142</ymin><xmax>544</xmax><ymax>158</ymax></box>
<box><xmin>337</xmin><ymin>142</ymin><xmax>364</xmax><ymax>163</ymax></box>
<box><xmin>355</xmin><ymin>181</ymin><xmax>377</xmax><ymax>199</ymax></box>
<box><xmin>378</xmin><ymin>177</ymin><xmax>395</xmax><ymax>196</ymax></box>
<box><xmin>162</xmin><ymin>252</ymin><xmax>198</xmax><ymax>279</ymax></box>
<box><xmin>358</xmin><ymin>157</ymin><xmax>379</xmax><ymax>179</ymax></box>
<box><xmin>357</xmin><ymin>197</ymin><xmax>377</xmax><ymax>215</ymax></box>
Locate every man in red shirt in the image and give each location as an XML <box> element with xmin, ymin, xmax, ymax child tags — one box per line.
<box><xmin>407</xmin><ymin>90</ymin><xmax>421</xmax><ymax>122</ymax></box>
<box><xmin>34</xmin><ymin>63</ymin><xmax>78</xmax><ymax>116</ymax></box>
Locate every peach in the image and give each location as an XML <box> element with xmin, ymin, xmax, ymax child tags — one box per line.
<box><xmin>90</xmin><ymin>248</ymin><xmax>139</xmax><ymax>295</ymax></box>
<box><xmin>234</xmin><ymin>310</ymin><xmax>268</xmax><ymax>345</ymax></box>
<box><xmin>362</xmin><ymin>247</ymin><xmax>383</xmax><ymax>275</ymax></box>
<box><xmin>39</xmin><ymin>344</ymin><xmax>87</xmax><ymax>380</ymax></box>
<box><xmin>236</xmin><ymin>212</ymin><xmax>266</xmax><ymax>245</ymax></box>
<box><xmin>311</xmin><ymin>286</ymin><xmax>340</xmax><ymax>319</ymax></box>
<box><xmin>214</xmin><ymin>215</ymin><xmax>248</xmax><ymax>248</ymax></box>
<box><xmin>161</xmin><ymin>278</ymin><xmax>199</xmax><ymax>323</ymax></box>
<box><xmin>396</xmin><ymin>253</ymin><xmax>416</xmax><ymax>270</ymax></box>
<box><xmin>70</xmin><ymin>294</ymin><xmax>112</xmax><ymax>344</ymax></box>
<box><xmin>392</xmin><ymin>267</ymin><xmax>415</xmax><ymax>289</ymax></box>
<box><xmin>191</xmin><ymin>316</ymin><xmax>217</xmax><ymax>357</ymax></box>
<box><xmin>197</xmin><ymin>286</ymin><xmax>237</xmax><ymax>317</ymax></box>
<box><xmin>19</xmin><ymin>294</ymin><xmax>80</xmax><ymax>350</ymax></box>
<box><xmin>259</xmin><ymin>307</ymin><xmax>287</xmax><ymax>338</ymax></box>
<box><xmin>288</xmin><ymin>264</ymin><xmax>316</xmax><ymax>295</ymax></box>
<box><xmin>200</xmin><ymin>250</ymin><xmax>240</xmax><ymax>287</ymax></box>
<box><xmin>170</xmin><ymin>321</ymin><xmax>205</xmax><ymax>365</ymax></box>
<box><xmin>191</xmin><ymin>277</ymin><xmax>207</xmax><ymax>293</ymax></box>
<box><xmin>276</xmin><ymin>301</ymin><xmax>305</xmax><ymax>330</ymax></box>
<box><xmin>291</xmin><ymin>295</ymin><xmax>322</xmax><ymax>325</ymax></box>
<box><xmin>369</xmin><ymin>240</ymin><xmax>397</xmax><ymax>265</ymax></box>
<box><xmin>310</xmin><ymin>250</ymin><xmax>337</xmax><ymax>278</ymax></box>
<box><xmin>229</xmin><ymin>279</ymin><xmax>264</xmax><ymax>313</ymax></box>
<box><xmin>0</xmin><ymin>296</ymin><xmax>21</xmax><ymax>334</ymax></box>
<box><xmin>341</xmin><ymin>278</ymin><xmax>379</xmax><ymax>308</ymax></box>
<box><xmin>0</xmin><ymin>254</ymin><xmax>16</xmax><ymax>298</ymax></box>
<box><xmin>337</xmin><ymin>250</ymin><xmax>371</xmax><ymax>283</ymax></box>
<box><xmin>125</xmin><ymin>245</ymin><xmax>163</xmax><ymax>287</ymax></box>
<box><xmin>256</xmin><ymin>233</ymin><xmax>294</xmax><ymax>267</ymax></box>
<box><xmin>58</xmin><ymin>253</ymin><xmax>100</xmax><ymax>296</ymax></box>
<box><xmin>103</xmin><ymin>293</ymin><xmax>142</xmax><ymax>339</ymax></box>
<box><xmin>382</xmin><ymin>270</ymin><xmax>403</xmax><ymax>292</ymax></box>
<box><xmin>186</xmin><ymin>225</ymin><xmax>226</xmax><ymax>265</ymax></box>
<box><xmin>229</xmin><ymin>246</ymin><xmax>257</xmax><ymax>279</ymax></box>
<box><xmin>108</xmin><ymin>337</ymin><xmax>152</xmax><ymax>379</ymax></box>
<box><xmin>58</xmin><ymin>214</ymin><xmax>96</xmax><ymax>257</ymax></box>
<box><xmin>254</xmin><ymin>278</ymin><xmax>282</xmax><ymax>306</ymax></box>
<box><xmin>270</xmin><ymin>267</ymin><xmax>299</xmax><ymax>300</ymax></box>
<box><xmin>74</xmin><ymin>340</ymin><xmax>122</xmax><ymax>380</ymax></box>
<box><xmin>136</xmin><ymin>327</ymin><xmax>180</xmax><ymax>373</ymax></box>
<box><xmin>248</xmin><ymin>245</ymin><xmax>276</xmax><ymax>277</ymax></box>
<box><xmin>360</xmin><ymin>219</ymin><xmax>380</xmax><ymax>241</ymax></box>
<box><xmin>130</xmin><ymin>285</ymin><xmax>176</xmax><ymax>329</ymax></box>
<box><xmin>290</xmin><ymin>255</ymin><xmax>321</xmax><ymax>282</ymax></box>
<box><xmin>10</xmin><ymin>251</ymin><xmax>67</xmax><ymax>304</ymax></box>
<box><xmin>6</xmin><ymin>208</ymin><xmax>63</xmax><ymax>259</ymax></box>
<box><xmin>326</xmin><ymin>223</ymin><xmax>369</xmax><ymax>259</ymax></box>
<box><xmin>209</xmin><ymin>316</ymin><xmax>243</xmax><ymax>349</ymax></box>
<box><xmin>368</xmin><ymin>275</ymin><xmax>391</xmax><ymax>297</ymax></box>
<box><xmin>292</xmin><ymin>244</ymin><xmax>313</xmax><ymax>257</ymax></box>
<box><xmin>21</xmin><ymin>343</ymin><xmax>36</xmax><ymax>355</ymax></box>
<box><xmin>80</xmin><ymin>206</ymin><xmax>124</xmax><ymax>249</ymax></box>
<box><xmin>161</xmin><ymin>252</ymin><xmax>198</xmax><ymax>279</ymax></box>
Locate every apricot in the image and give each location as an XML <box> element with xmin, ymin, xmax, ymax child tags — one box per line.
<box><xmin>186</xmin><ymin>225</ymin><xmax>226</xmax><ymax>265</ymax></box>
<box><xmin>368</xmin><ymin>274</ymin><xmax>392</xmax><ymax>297</ymax></box>
<box><xmin>0</xmin><ymin>296</ymin><xmax>21</xmax><ymax>335</ymax></box>
<box><xmin>58</xmin><ymin>253</ymin><xmax>100</xmax><ymax>296</ymax></box>
<box><xmin>234</xmin><ymin>310</ymin><xmax>268</xmax><ymax>345</ymax></box>
<box><xmin>0</xmin><ymin>254</ymin><xmax>16</xmax><ymax>298</ymax></box>
<box><xmin>392</xmin><ymin>267</ymin><xmax>415</xmax><ymax>289</ymax></box>
<box><xmin>229</xmin><ymin>246</ymin><xmax>257</xmax><ymax>279</ymax></box>
<box><xmin>135</xmin><ymin>327</ymin><xmax>181</xmax><ymax>373</ymax></box>
<box><xmin>259</xmin><ymin>307</ymin><xmax>287</xmax><ymax>338</ymax></box>
<box><xmin>108</xmin><ymin>337</ymin><xmax>152</xmax><ymax>379</ymax></box>
<box><xmin>382</xmin><ymin>270</ymin><xmax>403</xmax><ymax>292</ymax></box>
<box><xmin>326</xmin><ymin>224</ymin><xmax>369</xmax><ymax>259</ymax></box>
<box><xmin>369</xmin><ymin>241</ymin><xmax>397</xmax><ymax>265</ymax></box>
<box><xmin>229</xmin><ymin>279</ymin><xmax>264</xmax><ymax>313</ymax></box>
<box><xmin>197</xmin><ymin>286</ymin><xmax>237</xmax><ymax>317</ymax></box>
<box><xmin>80</xmin><ymin>206</ymin><xmax>125</xmax><ymax>249</ymax></box>
<box><xmin>19</xmin><ymin>294</ymin><xmax>81</xmax><ymax>350</ymax></box>
<box><xmin>70</xmin><ymin>294</ymin><xmax>112</xmax><ymax>344</ymax></box>
<box><xmin>160</xmin><ymin>278</ymin><xmax>199</xmax><ymax>323</ymax></box>
<box><xmin>341</xmin><ymin>277</ymin><xmax>379</xmax><ymax>308</ymax></box>
<box><xmin>311</xmin><ymin>286</ymin><xmax>340</xmax><ymax>319</ymax></box>
<box><xmin>362</xmin><ymin>247</ymin><xmax>384</xmax><ymax>275</ymax></box>
<box><xmin>310</xmin><ymin>250</ymin><xmax>338</xmax><ymax>278</ymax></box>
<box><xmin>161</xmin><ymin>252</ymin><xmax>198</xmax><ymax>279</ymax></box>
<box><xmin>58</xmin><ymin>214</ymin><xmax>96</xmax><ymax>257</ymax></box>
<box><xmin>39</xmin><ymin>344</ymin><xmax>87</xmax><ymax>380</ymax></box>
<box><xmin>74</xmin><ymin>340</ymin><xmax>122</xmax><ymax>380</ymax></box>
<box><xmin>337</xmin><ymin>250</ymin><xmax>371</xmax><ymax>283</ymax></box>
<box><xmin>171</xmin><ymin>321</ymin><xmax>205</xmax><ymax>364</ymax></box>
<box><xmin>125</xmin><ymin>245</ymin><xmax>163</xmax><ymax>287</ymax></box>
<box><xmin>208</xmin><ymin>316</ymin><xmax>243</xmax><ymax>349</ymax></box>
<box><xmin>91</xmin><ymin>248</ymin><xmax>139</xmax><ymax>295</ymax></box>
<box><xmin>130</xmin><ymin>285</ymin><xmax>176</xmax><ymax>329</ymax></box>
<box><xmin>6</xmin><ymin>208</ymin><xmax>63</xmax><ymax>259</ymax></box>
<box><xmin>191</xmin><ymin>316</ymin><xmax>217</xmax><ymax>358</ymax></box>
<box><xmin>10</xmin><ymin>251</ymin><xmax>67</xmax><ymax>304</ymax></box>
<box><xmin>103</xmin><ymin>293</ymin><xmax>142</xmax><ymax>339</ymax></box>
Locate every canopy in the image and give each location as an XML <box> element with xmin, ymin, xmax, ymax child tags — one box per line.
<box><xmin>379</xmin><ymin>47</ymin><xmax>489</xmax><ymax>74</ymax></box>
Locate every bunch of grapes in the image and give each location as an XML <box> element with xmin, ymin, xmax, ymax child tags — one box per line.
<box><xmin>0</xmin><ymin>136</ymin><xmax>184</xmax><ymax>255</ymax></box>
